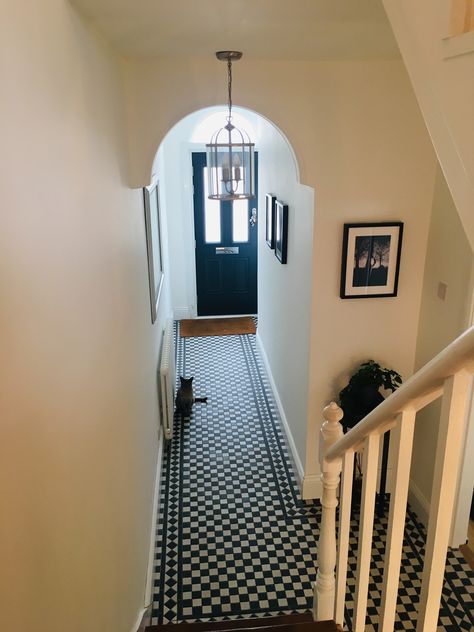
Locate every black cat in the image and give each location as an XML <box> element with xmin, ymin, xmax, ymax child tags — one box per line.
<box><xmin>175</xmin><ymin>376</ymin><xmax>208</xmax><ymax>418</ymax></box>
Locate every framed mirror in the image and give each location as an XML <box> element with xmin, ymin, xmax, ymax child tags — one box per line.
<box><xmin>143</xmin><ymin>180</ymin><xmax>164</xmax><ymax>323</ymax></box>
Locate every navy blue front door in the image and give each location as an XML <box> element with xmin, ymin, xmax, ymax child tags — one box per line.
<box><xmin>192</xmin><ymin>152</ymin><xmax>258</xmax><ymax>316</ymax></box>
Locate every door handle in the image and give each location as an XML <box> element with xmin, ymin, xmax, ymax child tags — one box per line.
<box><xmin>250</xmin><ymin>208</ymin><xmax>257</xmax><ymax>226</ymax></box>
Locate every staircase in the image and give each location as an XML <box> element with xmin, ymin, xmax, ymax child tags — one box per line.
<box><xmin>315</xmin><ymin>325</ymin><xmax>474</xmax><ymax>631</ymax></box>
<box><xmin>147</xmin><ymin>614</ymin><xmax>339</xmax><ymax>632</ymax></box>
<box><xmin>145</xmin><ymin>327</ymin><xmax>474</xmax><ymax>632</ymax></box>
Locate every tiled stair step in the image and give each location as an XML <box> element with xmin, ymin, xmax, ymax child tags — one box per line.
<box><xmin>146</xmin><ymin>615</ymin><xmax>340</xmax><ymax>632</ymax></box>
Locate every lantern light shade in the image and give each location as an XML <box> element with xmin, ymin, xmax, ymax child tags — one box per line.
<box><xmin>206</xmin><ymin>51</ymin><xmax>255</xmax><ymax>201</ymax></box>
<box><xmin>206</xmin><ymin>123</ymin><xmax>255</xmax><ymax>201</ymax></box>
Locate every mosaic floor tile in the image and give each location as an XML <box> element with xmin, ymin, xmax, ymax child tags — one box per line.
<box><xmin>151</xmin><ymin>322</ymin><xmax>474</xmax><ymax>631</ymax></box>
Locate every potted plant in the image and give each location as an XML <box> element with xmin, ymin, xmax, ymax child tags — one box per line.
<box><xmin>337</xmin><ymin>360</ymin><xmax>402</xmax><ymax>512</ymax></box>
<box><xmin>338</xmin><ymin>360</ymin><xmax>402</xmax><ymax>432</ymax></box>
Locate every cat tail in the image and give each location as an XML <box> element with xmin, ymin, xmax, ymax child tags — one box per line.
<box><xmin>194</xmin><ymin>397</ymin><xmax>208</xmax><ymax>404</ymax></box>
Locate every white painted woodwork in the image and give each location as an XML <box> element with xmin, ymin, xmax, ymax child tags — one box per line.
<box><xmin>316</xmin><ymin>326</ymin><xmax>474</xmax><ymax>630</ymax></box>
<box><xmin>256</xmin><ymin>333</ymin><xmax>305</xmax><ymax>483</ymax></box>
<box><xmin>334</xmin><ymin>450</ymin><xmax>354</xmax><ymax>626</ymax></box>
<box><xmin>379</xmin><ymin>409</ymin><xmax>416</xmax><ymax>631</ymax></box>
<box><xmin>451</xmin><ymin>385</ymin><xmax>474</xmax><ymax>546</ymax></box>
<box><xmin>416</xmin><ymin>370</ymin><xmax>472</xmax><ymax>631</ymax></box>
<box><xmin>353</xmin><ymin>433</ymin><xmax>380</xmax><ymax>632</ymax></box>
<box><xmin>314</xmin><ymin>402</ymin><xmax>344</xmax><ymax>622</ymax></box>
<box><xmin>410</xmin><ymin>386</ymin><xmax>444</xmax><ymax>412</ymax></box>
<box><xmin>326</xmin><ymin>326</ymin><xmax>474</xmax><ymax>462</ymax></box>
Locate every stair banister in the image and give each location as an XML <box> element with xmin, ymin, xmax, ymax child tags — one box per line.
<box><xmin>327</xmin><ymin>325</ymin><xmax>474</xmax><ymax>462</ymax></box>
<box><xmin>314</xmin><ymin>325</ymin><xmax>474</xmax><ymax>631</ymax></box>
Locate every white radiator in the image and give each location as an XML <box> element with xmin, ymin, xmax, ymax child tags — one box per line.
<box><xmin>159</xmin><ymin>319</ymin><xmax>175</xmax><ymax>440</ymax></box>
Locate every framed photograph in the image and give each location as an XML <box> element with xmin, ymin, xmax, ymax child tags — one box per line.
<box><xmin>265</xmin><ymin>193</ymin><xmax>277</xmax><ymax>248</ymax></box>
<box><xmin>340</xmin><ymin>222</ymin><xmax>403</xmax><ymax>299</ymax></box>
<box><xmin>275</xmin><ymin>200</ymin><xmax>289</xmax><ymax>264</ymax></box>
<box><xmin>143</xmin><ymin>180</ymin><xmax>164</xmax><ymax>323</ymax></box>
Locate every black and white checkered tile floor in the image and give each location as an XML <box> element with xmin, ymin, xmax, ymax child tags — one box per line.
<box><xmin>152</xmin><ymin>322</ymin><xmax>474</xmax><ymax>630</ymax></box>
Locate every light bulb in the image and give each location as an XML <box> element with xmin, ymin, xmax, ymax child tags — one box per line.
<box><xmin>233</xmin><ymin>153</ymin><xmax>241</xmax><ymax>182</ymax></box>
<box><xmin>221</xmin><ymin>154</ymin><xmax>230</xmax><ymax>183</ymax></box>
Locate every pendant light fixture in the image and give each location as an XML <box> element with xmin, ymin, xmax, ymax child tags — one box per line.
<box><xmin>206</xmin><ymin>51</ymin><xmax>255</xmax><ymax>201</ymax></box>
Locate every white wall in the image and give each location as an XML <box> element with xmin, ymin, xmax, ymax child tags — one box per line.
<box><xmin>383</xmin><ymin>0</ymin><xmax>474</xmax><ymax>247</ymax></box>
<box><xmin>256</xmin><ymin>120</ymin><xmax>315</xmax><ymax>483</ymax></box>
<box><xmin>410</xmin><ymin>166</ymin><xmax>473</xmax><ymax>525</ymax></box>
<box><xmin>153</xmin><ymin>115</ymin><xmax>198</xmax><ymax>319</ymax></box>
<box><xmin>0</xmin><ymin>2</ymin><xmax>170</xmax><ymax>630</ymax></box>
<box><xmin>124</xmin><ymin>58</ymin><xmax>438</xmax><ymax>497</ymax></box>
<box><xmin>293</xmin><ymin>64</ymin><xmax>437</xmax><ymax>494</ymax></box>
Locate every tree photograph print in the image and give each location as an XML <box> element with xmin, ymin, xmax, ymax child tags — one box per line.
<box><xmin>353</xmin><ymin>234</ymin><xmax>390</xmax><ymax>287</ymax></box>
<box><xmin>340</xmin><ymin>222</ymin><xmax>403</xmax><ymax>299</ymax></box>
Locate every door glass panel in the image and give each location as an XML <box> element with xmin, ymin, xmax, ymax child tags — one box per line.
<box><xmin>203</xmin><ymin>168</ymin><xmax>221</xmax><ymax>243</ymax></box>
<box><xmin>232</xmin><ymin>200</ymin><xmax>249</xmax><ymax>242</ymax></box>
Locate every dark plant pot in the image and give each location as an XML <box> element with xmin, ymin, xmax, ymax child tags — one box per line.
<box><xmin>352</xmin><ymin>475</ymin><xmax>362</xmax><ymax>510</ymax></box>
<box><xmin>339</xmin><ymin>360</ymin><xmax>402</xmax><ymax>516</ymax></box>
<box><xmin>343</xmin><ymin>387</ymin><xmax>385</xmax><ymax>514</ymax></box>
<box><xmin>354</xmin><ymin>385</ymin><xmax>385</xmax><ymax>418</ymax></box>
<box><xmin>342</xmin><ymin>386</ymin><xmax>385</xmax><ymax>432</ymax></box>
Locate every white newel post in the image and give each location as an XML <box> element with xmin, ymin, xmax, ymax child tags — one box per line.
<box><xmin>314</xmin><ymin>401</ymin><xmax>344</xmax><ymax>622</ymax></box>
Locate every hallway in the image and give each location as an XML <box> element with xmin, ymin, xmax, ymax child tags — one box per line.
<box><xmin>151</xmin><ymin>324</ymin><xmax>474</xmax><ymax>630</ymax></box>
<box><xmin>152</xmin><ymin>322</ymin><xmax>319</xmax><ymax>623</ymax></box>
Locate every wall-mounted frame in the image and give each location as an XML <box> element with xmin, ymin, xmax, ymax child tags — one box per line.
<box><xmin>265</xmin><ymin>193</ymin><xmax>277</xmax><ymax>248</ymax></box>
<box><xmin>340</xmin><ymin>222</ymin><xmax>403</xmax><ymax>299</ymax></box>
<box><xmin>143</xmin><ymin>180</ymin><xmax>164</xmax><ymax>323</ymax></box>
<box><xmin>275</xmin><ymin>200</ymin><xmax>289</xmax><ymax>264</ymax></box>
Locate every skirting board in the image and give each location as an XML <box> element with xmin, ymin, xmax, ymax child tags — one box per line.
<box><xmin>408</xmin><ymin>478</ymin><xmax>429</xmax><ymax>529</ymax></box>
<box><xmin>408</xmin><ymin>478</ymin><xmax>470</xmax><ymax>548</ymax></box>
<box><xmin>130</xmin><ymin>605</ymin><xmax>151</xmax><ymax>632</ymax></box>
<box><xmin>144</xmin><ymin>429</ymin><xmax>164</xmax><ymax>608</ymax></box>
<box><xmin>301</xmin><ymin>473</ymin><xmax>323</xmax><ymax>500</ymax></box>
<box><xmin>255</xmin><ymin>332</ymin><xmax>304</xmax><ymax>484</ymax></box>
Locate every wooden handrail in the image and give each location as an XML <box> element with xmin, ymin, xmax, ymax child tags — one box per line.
<box><xmin>326</xmin><ymin>325</ymin><xmax>474</xmax><ymax>462</ymax></box>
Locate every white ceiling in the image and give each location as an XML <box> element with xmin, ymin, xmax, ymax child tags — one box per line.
<box><xmin>69</xmin><ymin>0</ymin><xmax>400</xmax><ymax>60</ymax></box>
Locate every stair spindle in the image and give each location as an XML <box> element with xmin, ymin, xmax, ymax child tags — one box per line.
<box><xmin>352</xmin><ymin>433</ymin><xmax>380</xmax><ymax>632</ymax></box>
<box><xmin>416</xmin><ymin>370</ymin><xmax>472</xmax><ymax>631</ymax></box>
<box><xmin>379</xmin><ymin>409</ymin><xmax>416</xmax><ymax>631</ymax></box>
<box><xmin>334</xmin><ymin>449</ymin><xmax>354</xmax><ymax>626</ymax></box>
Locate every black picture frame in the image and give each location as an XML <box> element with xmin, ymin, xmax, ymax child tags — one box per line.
<box><xmin>143</xmin><ymin>179</ymin><xmax>164</xmax><ymax>322</ymax></box>
<box><xmin>340</xmin><ymin>222</ymin><xmax>403</xmax><ymax>299</ymax></box>
<box><xmin>275</xmin><ymin>200</ymin><xmax>288</xmax><ymax>264</ymax></box>
<box><xmin>265</xmin><ymin>193</ymin><xmax>277</xmax><ymax>248</ymax></box>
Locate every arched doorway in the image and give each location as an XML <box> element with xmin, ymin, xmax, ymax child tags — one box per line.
<box><xmin>152</xmin><ymin>107</ymin><xmax>305</xmax><ymax>318</ymax></box>
<box><xmin>151</xmin><ymin>105</ymin><xmax>315</xmax><ymax>486</ymax></box>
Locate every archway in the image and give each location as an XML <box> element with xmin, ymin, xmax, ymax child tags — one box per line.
<box><xmin>152</xmin><ymin>105</ymin><xmax>315</xmax><ymax>486</ymax></box>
